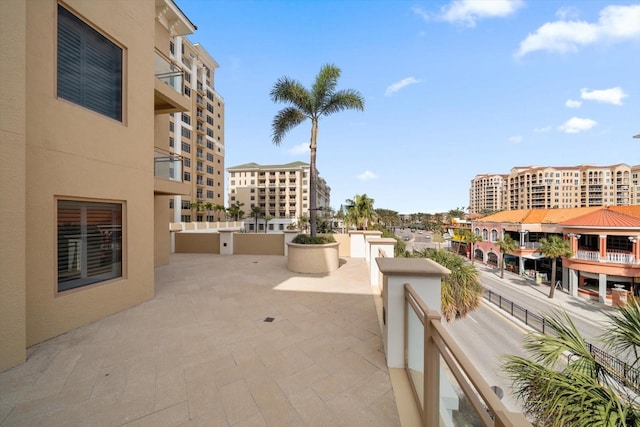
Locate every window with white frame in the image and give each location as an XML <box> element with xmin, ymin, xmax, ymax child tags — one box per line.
<box><xmin>491</xmin><ymin>229</ymin><xmax>498</xmax><ymax>242</ymax></box>
<box><xmin>57</xmin><ymin>5</ymin><xmax>123</xmax><ymax>121</ymax></box>
<box><xmin>57</xmin><ymin>199</ymin><xmax>123</xmax><ymax>292</ymax></box>
<box><xmin>482</xmin><ymin>228</ymin><xmax>488</xmax><ymax>241</ymax></box>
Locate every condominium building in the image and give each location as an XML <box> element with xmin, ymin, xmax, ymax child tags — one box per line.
<box><xmin>469</xmin><ymin>173</ymin><xmax>507</xmax><ymax>214</ymax></box>
<box><xmin>166</xmin><ymin>38</ymin><xmax>225</xmax><ymax>223</ymax></box>
<box><xmin>227</xmin><ymin>161</ymin><xmax>331</xmax><ymax>226</ymax></box>
<box><xmin>0</xmin><ymin>0</ymin><xmax>208</xmax><ymax>371</ymax></box>
<box><xmin>469</xmin><ymin>164</ymin><xmax>640</xmax><ymax>213</ymax></box>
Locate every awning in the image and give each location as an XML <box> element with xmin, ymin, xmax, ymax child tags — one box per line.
<box><xmin>522</xmin><ymin>253</ymin><xmax>545</xmax><ymax>260</ymax></box>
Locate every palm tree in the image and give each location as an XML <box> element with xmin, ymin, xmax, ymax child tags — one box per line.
<box><xmin>345</xmin><ymin>194</ymin><xmax>376</xmax><ymax>230</ymax></box>
<box><xmin>270</xmin><ymin>64</ymin><xmax>364</xmax><ymax>237</ymax></box>
<box><xmin>214</xmin><ymin>204</ymin><xmax>226</xmax><ymax>221</ymax></box>
<box><xmin>298</xmin><ymin>215</ymin><xmax>310</xmax><ymax>233</ymax></box>
<box><xmin>227</xmin><ymin>201</ymin><xmax>245</xmax><ymax>221</ymax></box>
<box><xmin>465</xmin><ymin>230</ymin><xmax>482</xmax><ymax>265</ymax></box>
<box><xmin>496</xmin><ymin>234</ymin><xmax>518</xmax><ymax>279</ymax></box>
<box><xmin>250</xmin><ymin>206</ymin><xmax>263</xmax><ymax>232</ymax></box>
<box><xmin>418</xmin><ymin>248</ymin><xmax>482</xmax><ymax>322</ymax></box>
<box><xmin>204</xmin><ymin>202</ymin><xmax>214</xmax><ymax>222</ymax></box>
<box><xmin>264</xmin><ymin>214</ymin><xmax>273</xmax><ymax>233</ymax></box>
<box><xmin>190</xmin><ymin>202</ymin><xmax>204</xmax><ymax>222</ymax></box>
<box><xmin>503</xmin><ymin>302</ymin><xmax>640</xmax><ymax>426</ymax></box>
<box><xmin>539</xmin><ymin>235</ymin><xmax>573</xmax><ymax>299</ymax></box>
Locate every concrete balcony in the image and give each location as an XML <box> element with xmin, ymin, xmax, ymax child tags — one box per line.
<box><xmin>154</xmin><ymin>51</ymin><xmax>191</xmax><ymax>114</ymax></box>
<box><xmin>154</xmin><ymin>150</ymin><xmax>190</xmax><ymax>195</ymax></box>
<box><xmin>575</xmin><ymin>249</ymin><xmax>636</xmax><ymax>264</ymax></box>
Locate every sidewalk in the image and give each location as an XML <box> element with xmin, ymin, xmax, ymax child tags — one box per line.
<box><xmin>475</xmin><ymin>263</ymin><xmax>616</xmax><ymax>328</ymax></box>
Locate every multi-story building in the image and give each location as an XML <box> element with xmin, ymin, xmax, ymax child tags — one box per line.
<box><xmin>166</xmin><ymin>38</ymin><xmax>225</xmax><ymax>223</ymax></box>
<box><xmin>469</xmin><ymin>164</ymin><xmax>640</xmax><ymax>213</ymax></box>
<box><xmin>226</xmin><ymin>161</ymin><xmax>330</xmax><ymax>230</ymax></box>
<box><xmin>470</xmin><ymin>206</ymin><xmax>640</xmax><ymax>304</ymax></box>
<box><xmin>469</xmin><ymin>173</ymin><xmax>507</xmax><ymax>214</ymax></box>
<box><xmin>0</xmin><ymin>0</ymin><xmax>207</xmax><ymax>371</ymax></box>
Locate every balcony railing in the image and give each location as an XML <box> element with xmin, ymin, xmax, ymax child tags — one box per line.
<box><xmin>575</xmin><ymin>250</ymin><xmax>635</xmax><ymax>264</ymax></box>
<box><xmin>154</xmin><ymin>51</ymin><xmax>183</xmax><ymax>94</ymax></box>
<box><xmin>405</xmin><ymin>284</ymin><xmax>529</xmax><ymax>426</ymax></box>
<box><xmin>154</xmin><ymin>151</ymin><xmax>183</xmax><ymax>182</ymax></box>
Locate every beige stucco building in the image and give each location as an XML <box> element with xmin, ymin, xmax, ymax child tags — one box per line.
<box><xmin>470</xmin><ymin>163</ymin><xmax>640</xmax><ymax>213</ymax></box>
<box><xmin>227</xmin><ymin>161</ymin><xmax>331</xmax><ymax>230</ymax></box>
<box><xmin>0</xmin><ymin>0</ymin><xmax>215</xmax><ymax>371</ymax></box>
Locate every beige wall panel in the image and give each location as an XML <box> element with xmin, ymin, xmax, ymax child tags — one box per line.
<box><xmin>0</xmin><ymin>0</ymin><xmax>27</xmax><ymax>371</ymax></box>
<box><xmin>175</xmin><ymin>233</ymin><xmax>220</xmax><ymax>253</ymax></box>
<box><xmin>24</xmin><ymin>0</ymin><xmax>156</xmax><ymax>346</ymax></box>
<box><xmin>333</xmin><ymin>233</ymin><xmax>351</xmax><ymax>257</ymax></box>
<box><xmin>155</xmin><ymin>196</ymin><xmax>170</xmax><ymax>267</ymax></box>
<box><xmin>234</xmin><ymin>234</ymin><xmax>285</xmax><ymax>255</ymax></box>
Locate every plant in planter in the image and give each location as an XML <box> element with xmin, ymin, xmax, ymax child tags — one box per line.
<box><xmin>292</xmin><ymin>234</ymin><xmax>336</xmax><ymax>245</ymax></box>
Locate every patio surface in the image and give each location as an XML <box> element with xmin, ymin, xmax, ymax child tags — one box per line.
<box><xmin>0</xmin><ymin>254</ymin><xmax>401</xmax><ymax>426</ymax></box>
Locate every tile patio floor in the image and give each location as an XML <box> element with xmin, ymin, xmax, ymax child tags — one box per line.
<box><xmin>0</xmin><ymin>254</ymin><xmax>401</xmax><ymax>426</ymax></box>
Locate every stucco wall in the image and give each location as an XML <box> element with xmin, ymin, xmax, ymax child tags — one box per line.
<box><xmin>234</xmin><ymin>233</ymin><xmax>285</xmax><ymax>255</ymax></box>
<box><xmin>155</xmin><ymin>196</ymin><xmax>171</xmax><ymax>266</ymax></box>
<box><xmin>175</xmin><ymin>232</ymin><xmax>221</xmax><ymax>254</ymax></box>
<box><xmin>333</xmin><ymin>233</ymin><xmax>351</xmax><ymax>257</ymax></box>
<box><xmin>0</xmin><ymin>0</ymin><xmax>27</xmax><ymax>371</ymax></box>
<box><xmin>23</xmin><ymin>0</ymin><xmax>156</xmax><ymax>347</ymax></box>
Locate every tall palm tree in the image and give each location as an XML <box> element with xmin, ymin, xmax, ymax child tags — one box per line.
<box><xmin>227</xmin><ymin>201</ymin><xmax>245</xmax><ymax>221</ymax></box>
<box><xmin>503</xmin><ymin>302</ymin><xmax>640</xmax><ymax>426</ymax></box>
<box><xmin>418</xmin><ymin>248</ymin><xmax>482</xmax><ymax>322</ymax></box>
<box><xmin>214</xmin><ymin>204</ymin><xmax>226</xmax><ymax>221</ymax></box>
<box><xmin>345</xmin><ymin>194</ymin><xmax>376</xmax><ymax>230</ymax></box>
<box><xmin>204</xmin><ymin>202</ymin><xmax>214</xmax><ymax>222</ymax></box>
<box><xmin>264</xmin><ymin>214</ymin><xmax>273</xmax><ymax>233</ymax></box>
<box><xmin>270</xmin><ymin>64</ymin><xmax>364</xmax><ymax>237</ymax></box>
<box><xmin>497</xmin><ymin>234</ymin><xmax>518</xmax><ymax>279</ymax></box>
<box><xmin>539</xmin><ymin>235</ymin><xmax>573</xmax><ymax>299</ymax></box>
<box><xmin>190</xmin><ymin>202</ymin><xmax>204</xmax><ymax>222</ymax></box>
<box><xmin>250</xmin><ymin>206</ymin><xmax>263</xmax><ymax>232</ymax></box>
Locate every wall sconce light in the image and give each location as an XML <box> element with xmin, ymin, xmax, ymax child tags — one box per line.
<box><xmin>630</xmin><ymin>236</ymin><xmax>638</xmax><ymax>243</ymax></box>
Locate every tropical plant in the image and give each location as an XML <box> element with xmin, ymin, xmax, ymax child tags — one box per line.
<box><xmin>250</xmin><ymin>206</ymin><xmax>263</xmax><ymax>232</ymax></box>
<box><xmin>270</xmin><ymin>64</ymin><xmax>364</xmax><ymax>237</ymax></box>
<box><xmin>190</xmin><ymin>202</ymin><xmax>204</xmax><ymax>221</ymax></box>
<box><xmin>292</xmin><ymin>234</ymin><xmax>336</xmax><ymax>245</ymax></box>
<box><xmin>417</xmin><ymin>248</ymin><xmax>483</xmax><ymax>322</ymax></box>
<box><xmin>204</xmin><ymin>202</ymin><xmax>214</xmax><ymax>222</ymax></box>
<box><xmin>263</xmin><ymin>214</ymin><xmax>273</xmax><ymax>233</ymax></box>
<box><xmin>227</xmin><ymin>201</ymin><xmax>244</xmax><ymax>221</ymax></box>
<box><xmin>464</xmin><ymin>230</ymin><xmax>482</xmax><ymax>265</ymax></box>
<box><xmin>539</xmin><ymin>235</ymin><xmax>573</xmax><ymax>299</ymax></box>
<box><xmin>213</xmin><ymin>204</ymin><xmax>226</xmax><ymax>221</ymax></box>
<box><xmin>345</xmin><ymin>194</ymin><xmax>376</xmax><ymax>230</ymax></box>
<box><xmin>298</xmin><ymin>215</ymin><xmax>310</xmax><ymax>233</ymax></box>
<box><xmin>503</xmin><ymin>302</ymin><xmax>640</xmax><ymax>426</ymax></box>
<box><xmin>496</xmin><ymin>234</ymin><xmax>518</xmax><ymax>279</ymax></box>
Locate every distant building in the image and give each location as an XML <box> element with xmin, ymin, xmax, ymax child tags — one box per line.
<box><xmin>471</xmin><ymin>206</ymin><xmax>640</xmax><ymax>304</ymax></box>
<box><xmin>226</xmin><ymin>162</ymin><xmax>330</xmax><ymax>231</ymax></box>
<box><xmin>469</xmin><ymin>164</ymin><xmax>640</xmax><ymax>213</ymax></box>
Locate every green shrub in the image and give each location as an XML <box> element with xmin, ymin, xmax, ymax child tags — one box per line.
<box><xmin>292</xmin><ymin>234</ymin><xmax>336</xmax><ymax>244</ymax></box>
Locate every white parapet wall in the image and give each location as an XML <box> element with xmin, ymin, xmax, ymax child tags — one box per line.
<box><xmin>367</xmin><ymin>238</ymin><xmax>396</xmax><ymax>288</ymax></box>
<box><xmin>375</xmin><ymin>257</ymin><xmax>450</xmax><ymax>369</ymax></box>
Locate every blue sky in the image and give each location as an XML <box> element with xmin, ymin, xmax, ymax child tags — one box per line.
<box><xmin>178</xmin><ymin>0</ymin><xmax>640</xmax><ymax>214</ymax></box>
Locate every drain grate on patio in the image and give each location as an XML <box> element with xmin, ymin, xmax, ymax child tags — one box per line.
<box><xmin>263</xmin><ymin>317</ymin><xmax>275</xmax><ymax>322</ymax></box>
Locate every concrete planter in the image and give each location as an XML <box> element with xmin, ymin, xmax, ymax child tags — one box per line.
<box><xmin>287</xmin><ymin>242</ymin><xmax>340</xmax><ymax>274</ymax></box>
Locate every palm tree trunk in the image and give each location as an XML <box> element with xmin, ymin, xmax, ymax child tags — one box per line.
<box><xmin>500</xmin><ymin>254</ymin><xmax>505</xmax><ymax>278</ymax></box>
<box><xmin>548</xmin><ymin>258</ymin><xmax>557</xmax><ymax>299</ymax></box>
<box><xmin>309</xmin><ymin>119</ymin><xmax>318</xmax><ymax>237</ymax></box>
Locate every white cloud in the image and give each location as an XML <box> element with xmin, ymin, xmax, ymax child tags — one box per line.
<box><xmin>516</xmin><ymin>4</ymin><xmax>640</xmax><ymax>57</ymax></box>
<box><xmin>412</xmin><ymin>6</ymin><xmax>432</xmax><ymax>22</ymax></box>
<box><xmin>357</xmin><ymin>170</ymin><xmax>377</xmax><ymax>181</ymax></box>
<box><xmin>508</xmin><ymin>135</ymin><xmax>523</xmax><ymax>144</ymax></box>
<box><xmin>555</xmin><ymin>6</ymin><xmax>579</xmax><ymax>20</ymax></box>
<box><xmin>558</xmin><ymin>117</ymin><xmax>597</xmax><ymax>134</ymax></box>
<box><xmin>534</xmin><ymin>126</ymin><xmax>552</xmax><ymax>133</ymax></box>
<box><xmin>288</xmin><ymin>143</ymin><xmax>309</xmax><ymax>155</ymax></box>
<box><xmin>580</xmin><ymin>87</ymin><xmax>627</xmax><ymax>106</ymax></box>
<box><xmin>439</xmin><ymin>0</ymin><xmax>523</xmax><ymax>27</ymax></box>
<box><xmin>565</xmin><ymin>99</ymin><xmax>582</xmax><ymax>108</ymax></box>
<box><xmin>385</xmin><ymin>77</ymin><xmax>421</xmax><ymax>96</ymax></box>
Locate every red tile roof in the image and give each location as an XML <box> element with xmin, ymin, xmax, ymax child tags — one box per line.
<box><xmin>560</xmin><ymin>207</ymin><xmax>640</xmax><ymax>227</ymax></box>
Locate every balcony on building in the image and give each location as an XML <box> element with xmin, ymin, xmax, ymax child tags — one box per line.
<box><xmin>154</xmin><ymin>150</ymin><xmax>190</xmax><ymax>195</ymax></box>
<box><xmin>154</xmin><ymin>50</ymin><xmax>192</xmax><ymax>114</ymax></box>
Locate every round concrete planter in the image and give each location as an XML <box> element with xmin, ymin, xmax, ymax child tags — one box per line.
<box><xmin>287</xmin><ymin>242</ymin><xmax>340</xmax><ymax>274</ymax></box>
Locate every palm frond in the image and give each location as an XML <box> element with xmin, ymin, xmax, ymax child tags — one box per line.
<box><xmin>601</xmin><ymin>300</ymin><xmax>640</xmax><ymax>369</ymax></box>
<box><xmin>271</xmin><ymin>107</ymin><xmax>307</xmax><ymax>145</ymax></box>
<box><xmin>321</xmin><ymin>89</ymin><xmax>365</xmax><ymax>116</ymax></box>
<box><xmin>311</xmin><ymin>64</ymin><xmax>340</xmax><ymax>110</ymax></box>
<box><xmin>270</xmin><ymin>77</ymin><xmax>313</xmax><ymax>113</ymax></box>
